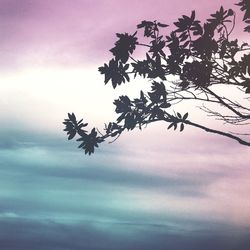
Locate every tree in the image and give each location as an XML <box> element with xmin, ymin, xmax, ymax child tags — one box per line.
<box><xmin>63</xmin><ymin>0</ymin><xmax>250</xmax><ymax>155</ymax></box>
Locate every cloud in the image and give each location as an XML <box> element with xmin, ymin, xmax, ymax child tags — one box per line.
<box><xmin>0</xmin><ymin>0</ymin><xmax>239</xmax><ymax>71</ymax></box>
<box><xmin>0</xmin><ymin>216</ymin><xmax>250</xmax><ymax>250</ymax></box>
<box><xmin>0</xmin><ymin>128</ymin><xmax>223</xmax><ymax>199</ymax></box>
<box><xmin>1</xmin><ymin>127</ymin><xmax>250</xmax><ymax>228</ymax></box>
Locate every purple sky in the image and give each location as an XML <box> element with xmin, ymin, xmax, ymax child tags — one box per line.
<box><xmin>0</xmin><ymin>1</ymin><xmax>250</xmax><ymax>249</ymax></box>
<box><xmin>0</xmin><ymin>0</ymin><xmax>242</xmax><ymax>70</ymax></box>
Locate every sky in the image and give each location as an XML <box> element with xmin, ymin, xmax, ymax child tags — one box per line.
<box><xmin>0</xmin><ymin>0</ymin><xmax>250</xmax><ymax>249</ymax></box>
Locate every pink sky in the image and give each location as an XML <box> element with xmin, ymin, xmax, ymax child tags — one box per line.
<box><xmin>0</xmin><ymin>0</ymin><xmax>242</xmax><ymax>70</ymax></box>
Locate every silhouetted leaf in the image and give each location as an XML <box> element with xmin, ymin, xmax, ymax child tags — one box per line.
<box><xmin>147</xmin><ymin>55</ymin><xmax>166</xmax><ymax>80</ymax></box>
<box><xmin>182</xmin><ymin>61</ymin><xmax>212</xmax><ymax>87</ymax></box>
<box><xmin>110</xmin><ymin>32</ymin><xmax>138</xmax><ymax>63</ymax></box>
<box><xmin>132</xmin><ymin>60</ymin><xmax>150</xmax><ymax>78</ymax></box>
<box><xmin>183</xmin><ymin>112</ymin><xmax>189</xmax><ymax>120</ymax></box>
<box><xmin>98</xmin><ymin>59</ymin><xmax>130</xmax><ymax>88</ymax></box>
<box><xmin>148</xmin><ymin>81</ymin><xmax>166</xmax><ymax>103</ymax></box>
<box><xmin>114</xmin><ymin>95</ymin><xmax>132</xmax><ymax>114</ymax></box>
<box><xmin>63</xmin><ymin>113</ymin><xmax>88</xmax><ymax>140</ymax></box>
<box><xmin>77</xmin><ymin>128</ymin><xmax>104</xmax><ymax>155</ymax></box>
<box><xmin>246</xmin><ymin>86</ymin><xmax>250</xmax><ymax>93</ymax></box>
<box><xmin>236</xmin><ymin>0</ymin><xmax>250</xmax><ymax>20</ymax></box>
<box><xmin>239</xmin><ymin>54</ymin><xmax>250</xmax><ymax>75</ymax></box>
<box><xmin>137</xmin><ymin>20</ymin><xmax>156</xmax><ymax>37</ymax></box>
<box><xmin>180</xmin><ymin>123</ymin><xmax>184</xmax><ymax>132</ymax></box>
<box><xmin>149</xmin><ymin>39</ymin><xmax>166</xmax><ymax>58</ymax></box>
<box><xmin>157</xmin><ymin>22</ymin><xmax>169</xmax><ymax>27</ymax></box>
<box><xmin>167</xmin><ymin>123</ymin><xmax>174</xmax><ymax>130</ymax></box>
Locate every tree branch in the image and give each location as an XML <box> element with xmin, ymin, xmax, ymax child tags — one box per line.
<box><xmin>182</xmin><ymin>119</ymin><xmax>250</xmax><ymax>146</ymax></box>
<box><xmin>204</xmin><ymin>87</ymin><xmax>250</xmax><ymax>119</ymax></box>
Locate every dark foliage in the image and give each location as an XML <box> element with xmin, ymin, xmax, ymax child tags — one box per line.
<box><xmin>64</xmin><ymin>1</ymin><xmax>250</xmax><ymax>154</ymax></box>
<box><xmin>236</xmin><ymin>0</ymin><xmax>250</xmax><ymax>31</ymax></box>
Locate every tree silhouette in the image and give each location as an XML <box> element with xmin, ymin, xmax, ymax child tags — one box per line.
<box><xmin>64</xmin><ymin>0</ymin><xmax>250</xmax><ymax>155</ymax></box>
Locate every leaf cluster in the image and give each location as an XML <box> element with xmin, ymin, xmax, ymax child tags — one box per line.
<box><xmin>63</xmin><ymin>113</ymin><xmax>104</xmax><ymax>155</ymax></box>
<box><xmin>236</xmin><ymin>0</ymin><xmax>250</xmax><ymax>32</ymax></box>
<box><xmin>64</xmin><ymin>1</ymin><xmax>250</xmax><ymax>154</ymax></box>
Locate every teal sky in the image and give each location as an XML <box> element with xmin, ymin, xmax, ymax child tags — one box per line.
<box><xmin>0</xmin><ymin>0</ymin><xmax>250</xmax><ymax>249</ymax></box>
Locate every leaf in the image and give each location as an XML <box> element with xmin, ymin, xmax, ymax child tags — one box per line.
<box><xmin>228</xmin><ymin>8</ymin><xmax>234</xmax><ymax>16</ymax></box>
<box><xmin>68</xmin><ymin>130</ymin><xmax>76</xmax><ymax>140</ymax></box>
<box><xmin>147</xmin><ymin>55</ymin><xmax>166</xmax><ymax>80</ymax></box>
<box><xmin>68</xmin><ymin>113</ymin><xmax>77</xmax><ymax>124</ymax></box>
<box><xmin>191</xmin><ymin>10</ymin><xmax>195</xmax><ymax>22</ymax></box>
<box><xmin>77</xmin><ymin>128</ymin><xmax>104</xmax><ymax>155</ymax></box>
<box><xmin>148</xmin><ymin>81</ymin><xmax>167</xmax><ymax>103</ymax></box>
<box><xmin>217</xmin><ymin>26</ymin><xmax>223</xmax><ymax>33</ymax></box>
<box><xmin>239</xmin><ymin>54</ymin><xmax>250</xmax><ymax>75</ymax></box>
<box><xmin>114</xmin><ymin>95</ymin><xmax>132</xmax><ymax>114</ymax></box>
<box><xmin>180</xmin><ymin>123</ymin><xmax>184</xmax><ymax>132</ymax></box>
<box><xmin>160</xmin><ymin>102</ymin><xmax>171</xmax><ymax>108</ymax></box>
<box><xmin>241</xmin><ymin>42</ymin><xmax>249</xmax><ymax>48</ymax></box>
<box><xmin>246</xmin><ymin>86</ymin><xmax>250</xmax><ymax>94</ymax></box>
<box><xmin>183</xmin><ymin>112</ymin><xmax>189</xmax><ymax>120</ymax></box>
<box><xmin>182</xmin><ymin>61</ymin><xmax>212</xmax><ymax>87</ymax></box>
<box><xmin>98</xmin><ymin>59</ymin><xmax>130</xmax><ymax>88</ymax></box>
<box><xmin>136</xmin><ymin>20</ymin><xmax>157</xmax><ymax>37</ymax></box>
<box><xmin>157</xmin><ymin>22</ymin><xmax>169</xmax><ymax>27</ymax></box>
<box><xmin>110</xmin><ymin>33</ymin><xmax>138</xmax><ymax>63</ymax></box>
<box><xmin>167</xmin><ymin>123</ymin><xmax>175</xmax><ymax>130</ymax></box>
<box><xmin>183</xmin><ymin>40</ymin><xmax>190</xmax><ymax>48</ymax></box>
<box><xmin>222</xmin><ymin>63</ymin><xmax>228</xmax><ymax>71</ymax></box>
<box><xmin>63</xmin><ymin>113</ymin><xmax>89</xmax><ymax>141</ymax></box>
<box><xmin>124</xmin><ymin>113</ymin><xmax>137</xmax><ymax>130</ymax></box>
<box><xmin>149</xmin><ymin>39</ymin><xmax>166</xmax><ymax>58</ymax></box>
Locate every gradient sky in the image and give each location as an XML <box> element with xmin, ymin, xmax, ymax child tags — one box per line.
<box><xmin>1</xmin><ymin>0</ymin><xmax>250</xmax><ymax>249</ymax></box>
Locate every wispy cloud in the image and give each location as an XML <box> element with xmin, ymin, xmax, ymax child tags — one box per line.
<box><xmin>1</xmin><ymin>127</ymin><xmax>250</xmax><ymax>226</ymax></box>
<box><xmin>0</xmin><ymin>216</ymin><xmax>250</xmax><ymax>250</ymax></box>
<box><xmin>0</xmin><ymin>0</ymin><xmax>239</xmax><ymax>71</ymax></box>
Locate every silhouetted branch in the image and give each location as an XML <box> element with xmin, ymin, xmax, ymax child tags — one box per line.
<box><xmin>183</xmin><ymin>119</ymin><xmax>250</xmax><ymax>146</ymax></box>
<box><xmin>64</xmin><ymin>0</ymin><xmax>250</xmax><ymax>154</ymax></box>
<box><xmin>204</xmin><ymin>87</ymin><xmax>250</xmax><ymax>119</ymax></box>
